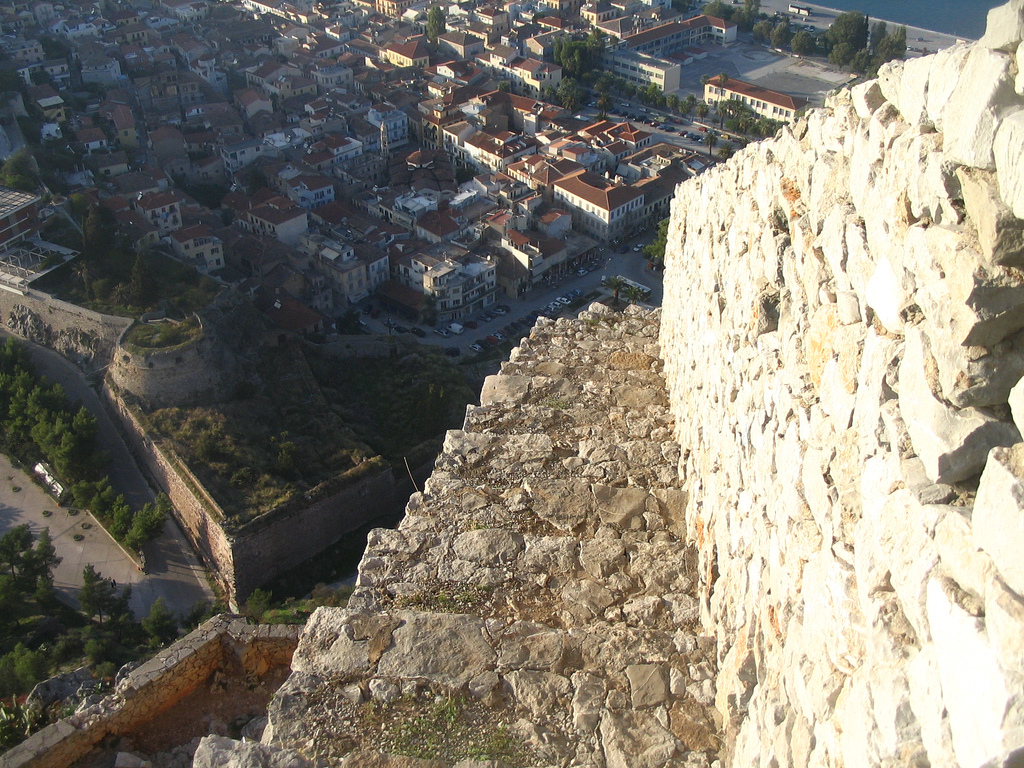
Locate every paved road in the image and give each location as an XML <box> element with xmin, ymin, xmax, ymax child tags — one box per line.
<box><xmin>0</xmin><ymin>332</ymin><xmax>214</xmax><ymax>620</ymax></box>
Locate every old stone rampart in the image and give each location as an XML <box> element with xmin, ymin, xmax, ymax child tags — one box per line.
<box><xmin>659</xmin><ymin>6</ymin><xmax>1024</xmax><ymax>766</ymax></box>
<box><xmin>1</xmin><ymin>616</ymin><xmax>300</xmax><ymax>768</ymax></box>
<box><xmin>0</xmin><ymin>288</ymin><xmax>130</xmax><ymax>372</ymax></box>
<box><xmin>233</xmin><ymin>306</ymin><xmax>722</xmax><ymax>768</ymax></box>
<box><xmin>104</xmin><ymin>384</ymin><xmax>398</xmax><ymax>606</ymax></box>
<box><xmin>108</xmin><ymin>318</ymin><xmax>239</xmax><ymax>409</ymax></box>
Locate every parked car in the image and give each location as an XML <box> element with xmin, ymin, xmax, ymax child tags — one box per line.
<box><xmin>464</xmin><ymin>320</ymin><xmax>478</xmax><ymax>329</ymax></box>
<box><xmin>444</xmin><ymin>347</ymin><xmax>461</xmax><ymax>357</ymax></box>
<box><xmin>485</xmin><ymin>335</ymin><xmax>500</xmax><ymax>345</ymax></box>
<box><xmin>577</xmin><ymin>267</ymin><xmax>588</xmax><ymax>275</ymax></box>
<box><xmin>469</xmin><ymin>343</ymin><xmax>484</xmax><ymax>353</ymax></box>
<box><xmin>410</xmin><ymin>327</ymin><xmax>426</xmax><ymax>337</ymax></box>
<box><xmin>493</xmin><ymin>331</ymin><xmax>506</xmax><ymax>341</ymax></box>
<box><xmin>394</xmin><ymin>325</ymin><xmax>409</xmax><ymax>334</ymax></box>
<box><xmin>570</xmin><ymin>289</ymin><xmax>582</xmax><ymax>298</ymax></box>
<box><xmin>384</xmin><ymin>318</ymin><xmax>397</xmax><ymax>328</ymax></box>
<box><xmin>434</xmin><ymin>328</ymin><xmax>450</xmax><ymax>337</ymax></box>
<box><xmin>493</xmin><ymin>305</ymin><xmax>510</xmax><ymax>315</ymax></box>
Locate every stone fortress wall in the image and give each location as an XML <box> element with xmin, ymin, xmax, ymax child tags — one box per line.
<box><xmin>2</xmin><ymin>616</ymin><xmax>301</xmax><ymax>768</ymax></box>
<box><xmin>107</xmin><ymin>318</ymin><xmax>239</xmax><ymax>409</ymax></box>
<box><xmin>659</xmin><ymin>6</ymin><xmax>1024</xmax><ymax>766</ymax></box>
<box><xmin>105</xmin><ymin>385</ymin><xmax>398</xmax><ymax>607</ymax></box>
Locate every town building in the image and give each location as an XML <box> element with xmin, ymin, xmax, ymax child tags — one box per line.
<box><xmin>703</xmin><ymin>78</ymin><xmax>808</xmax><ymax>122</ymax></box>
<box><xmin>553</xmin><ymin>170</ymin><xmax>645</xmax><ymax>242</ymax></box>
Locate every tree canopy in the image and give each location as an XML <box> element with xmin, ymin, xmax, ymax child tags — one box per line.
<box><xmin>826</xmin><ymin>11</ymin><xmax>869</xmax><ymax>51</ymax></box>
<box><xmin>426</xmin><ymin>5</ymin><xmax>446</xmax><ymax>43</ymax></box>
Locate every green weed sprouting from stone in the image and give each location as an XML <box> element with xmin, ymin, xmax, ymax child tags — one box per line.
<box><xmin>368</xmin><ymin>694</ymin><xmax>531</xmax><ymax>766</ymax></box>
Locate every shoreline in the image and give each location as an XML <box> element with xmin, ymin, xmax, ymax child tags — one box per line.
<box><xmin>755</xmin><ymin>0</ymin><xmax>974</xmax><ymax>54</ymax></box>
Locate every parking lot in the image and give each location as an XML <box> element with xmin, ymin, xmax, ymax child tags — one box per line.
<box><xmin>354</xmin><ymin>238</ymin><xmax>663</xmax><ymax>359</ymax></box>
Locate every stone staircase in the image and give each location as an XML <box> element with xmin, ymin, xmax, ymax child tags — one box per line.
<box><xmin>258</xmin><ymin>305</ymin><xmax>721</xmax><ymax>768</ymax></box>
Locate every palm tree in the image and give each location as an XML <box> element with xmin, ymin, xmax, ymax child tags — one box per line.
<box><xmin>717</xmin><ymin>72</ymin><xmax>729</xmax><ymax>86</ymax></box>
<box><xmin>695</xmin><ymin>101</ymin><xmax>709</xmax><ymax>121</ymax></box>
<box><xmin>717</xmin><ymin>143</ymin><xmax>734</xmax><ymax>161</ymax></box>
<box><xmin>705</xmin><ymin>130</ymin><xmax>719</xmax><ymax>158</ymax></box>
<box><xmin>623</xmin><ymin>284</ymin><xmax>647</xmax><ymax>305</ymax></box>
<box><xmin>602</xmin><ymin>275</ymin><xmax>627</xmax><ymax>305</ymax></box>
<box><xmin>597</xmin><ymin>93</ymin><xmax>612</xmax><ymax>119</ymax></box>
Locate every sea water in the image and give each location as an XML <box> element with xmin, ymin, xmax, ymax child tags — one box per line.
<box><xmin>818</xmin><ymin>0</ymin><xmax>1002</xmax><ymax>40</ymax></box>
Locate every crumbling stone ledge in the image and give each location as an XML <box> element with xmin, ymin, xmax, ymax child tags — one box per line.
<box><xmin>1</xmin><ymin>616</ymin><xmax>300</xmax><ymax>768</ymax></box>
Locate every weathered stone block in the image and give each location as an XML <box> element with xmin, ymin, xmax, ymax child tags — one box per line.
<box><xmin>974</xmin><ymin>443</ymin><xmax>1024</xmax><ymax>597</ymax></box>
<box><xmin>941</xmin><ymin>46</ymin><xmax>1017</xmax><ymax>170</ymax></box>
<box><xmin>980</xmin><ymin>0</ymin><xmax>1024</xmax><ymax>52</ymax></box>
<box><xmin>899</xmin><ymin>328</ymin><xmax>1020</xmax><ymax>484</ymax></box>
<box><xmin>927</xmin><ymin>578</ymin><xmax>1024</xmax><ymax>768</ymax></box>
<box><xmin>957</xmin><ymin>167</ymin><xmax>1024</xmax><ymax>268</ymax></box>
<box><xmin>376</xmin><ymin>612</ymin><xmax>494</xmax><ymax>687</ymax></box>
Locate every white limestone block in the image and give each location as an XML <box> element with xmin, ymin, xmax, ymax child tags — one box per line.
<box><xmin>974</xmin><ymin>443</ymin><xmax>1024</xmax><ymax>597</ymax></box>
<box><xmin>994</xmin><ymin>109</ymin><xmax>1024</xmax><ymax>219</ymax></box>
<box><xmin>899</xmin><ymin>327</ymin><xmax>1020</xmax><ymax>484</ymax></box>
<box><xmin>956</xmin><ymin>166</ymin><xmax>1024</xmax><ymax>268</ymax></box>
<box><xmin>927</xmin><ymin>579</ymin><xmax>1024</xmax><ymax>768</ymax></box>
<box><xmin>926</xmin><ymin>44</ymin><xmax>972</xmax><ymax>129</ymax></box>
<box><xmin>1018</xmin><ymin>41</ymin><xmax>1024</xmax><ymax>93</ymax></box>
<box><xmin>986</xmin><ymin>574</ymin><xmax>1024</xmax><ymax>676</ymax></box>
<box><xmin>933</xmin><ymin>507</ymin><xmax>997</xmax><ymax>601</ymax></box>
<box><xmin>865</xmin><ymin>256</ymin><xmax>912</xmax><ymax>334</ymax></box>
<box><xmin>980</xmin><ymin>0</ymin><xmax>1024</xmax><ymax>52</ymax></box>
<box><xmin>875</xmin><ymin>60</ymin><xmax>904</xmax><ymax>116</ymax></box>
<box><xmin>907</xmin><ymin>647</ymin><xmax>958</xmax><ymax>767</ymax></box>
<box><xmin>898</xmin><ymin>55</ymin><xmax>933</xmax><ymax>125</ymax></box>
<box><xmin>851</xmin><ymin>80</ymin><xmax>886</xmax><ymax>120</ymax></box>
<box><xmin>854</xmin><ymin>489</ymin><xmax>937</xmax><ymax>641</ymax></box>
<box><xmin>941</xmin><ymin>46</ymin><xmax>1017</xmax><ymax>170</ymax></box>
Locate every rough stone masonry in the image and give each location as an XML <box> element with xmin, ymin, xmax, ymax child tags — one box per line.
<box><xmin>115</xmin><ymin>1</ymin><xmax>1024</xmax><ymax>766</ymax></box>
<box><xmin>659</xmin><ymin>1</ymin><xmax>1024</xmax><ymax>765</ymax></box>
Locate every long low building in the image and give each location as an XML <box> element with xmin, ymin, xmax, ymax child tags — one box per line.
<box><xmin>602</xmin><ymin>48</ymin><xmax>682</xmax><ymax>93</ymax></box>
<box><xmin>703</xmin><ymin>78</ymin><xmax>807</xmax><ymax>122</ymax></box>
<box><xmin>621</xmin><ymin>15</ymin><xmax>736</xmax><ymax>57</ymax></box>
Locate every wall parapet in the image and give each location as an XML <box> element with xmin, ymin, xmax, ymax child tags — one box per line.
<box><xmin>1</xmin><ymin>616</ymin><xmax>300</xmax><ymax>768</ymax></box>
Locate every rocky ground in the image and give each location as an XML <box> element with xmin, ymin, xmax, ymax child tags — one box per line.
<box><xmin>203</xmin><ymin>305</ymin><xmax>721</xmax><ymax>768</ymax></box>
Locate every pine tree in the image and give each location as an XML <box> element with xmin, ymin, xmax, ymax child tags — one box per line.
<box><xmin>79</xmin><ymin>564</ymin><xmax>115</xmax><ymax>624</ymax></box>
<box><xmin>142</xmin><ymin>598</ymin><xmax>178</xmax><ymax>648</ymax></box>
